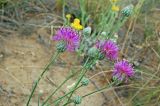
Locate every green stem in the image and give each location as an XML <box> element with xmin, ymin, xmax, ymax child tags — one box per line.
<box><xmin>26</xmin><ymin>52</ymin><xmax>60</xmax><ymax>106</ymax></box>
<box><xmin>64</xmin><ymin>58</ymin><xmax>90</xmax><ymax>106</ymax></box>
<box><xmin>38</xmin><ymin>93</ymin><xmax>42</xmax><ymax>106</ymax></box>
<box><xmin>62</xmin><ymin>0</ymin><xmax>66</xmax><ymax>22</ymax></box>
<box><xmin>109</xmin><ymin>15</ymin><xmax>127</xmax><ymax>36</ymax></box>
<box><xmin>62</xmin><ymin>101</ymin><xmax>72</xmax><ymax>106</ymax></box>
<box><xmin>82</xmin><ymin>82</ymin><xmax>114</xmax><ymax>98</ymax></box>
<box><xmin>79</xmin><ymin>0</ymin><xmax>86</xmax><ymax>26</ymax></box>
<box><xmin>65</xmin><ymin>81</ymin><xmax>115</xmax><ymax>105</ymax></box>
<box><xmin>42</xmin><ymin>72</ymin><xmax>76</xmax><ymax>106</ymax></box>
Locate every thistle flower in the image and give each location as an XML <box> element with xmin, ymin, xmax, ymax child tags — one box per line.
<box><xmin>112</xmin><ymin>5</ymin><xmax>120</xmax><ymax>12</ymax></box>
<box><xmin>52</xmin><ymin>27</ymin><xmax>80</xmax><ymax>52</ymax></box>
<box><xmin>96</xmin><ymin>40</ymin><xmax>118</xmax><ymax>60</ymax></box>
<box><xmin>113</xmin><ymin>60</ymin><xmax>134</xmax><ymax>81</ymax></box>
<box><xmin>71</xmin><ymin>18</ymin><xmax>83</xmax><ymax>30</ymax></box>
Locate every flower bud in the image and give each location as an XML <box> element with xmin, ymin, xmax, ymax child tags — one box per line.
<box><xmin>101</xmin><ymin>31</ymin><xmax>107</xmax><ymax>36</ymax></box>
<box><xmin>99</xmin><ymin>32</ymin><xmax>107</xmax><ymax>40</ymax></box>
<box><xmin>121</xmin><ymin>4</ymin><xmax>134</xmax><ymax>17</ymax></box>
<box><xmin>81</xmin><ymin>77</ymin><xmax>89</xmax><ymax>86</ymax></box>
<box><xmin>88</xmin><ymin>47</ymin><xmax>99</xmax><ymax>58</ymax></box>
<box><xmin>56</xmin><ymin>41</ymin><xmax>66</xmax><ymax>53</ymax></box>
<box><xmin>73</xmin><ymin>96</ymin><xmax>82</xmax><ymax>104</ymax></box>
<box><xmin>66</xmin><ymin>14</ymin><xmax>71</xmax><ymax>20</ymax></box>
<box><xmin>83</xmin><ymin>27</ymin><xmax>91</xmax><ymax>36</ymax></box>
<box><xmin>98</xmin><ymin>52</ymin><xmax>105</xmax><ymax>60</ymax></box>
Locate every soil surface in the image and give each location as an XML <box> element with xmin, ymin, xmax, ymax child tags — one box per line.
<box><xmin>0</xmin><ymin>27</ymin><xmax>119</xmax><ymax>106</ymax></box>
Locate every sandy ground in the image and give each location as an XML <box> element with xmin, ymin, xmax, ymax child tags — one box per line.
<box><xmin>0</xmin><ymin>9</ymin><xmax>159</xmax><ymax>106</ymax></box>
<box><xmin>0</xmin><ymin>28</ymin><xmax>120</xmax><ymax>106</ymax></box>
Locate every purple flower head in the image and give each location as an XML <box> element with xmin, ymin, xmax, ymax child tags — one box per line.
<box><xmin>96</xmin><ymin>40</ymin><xmax>119</xmax><ymax>60</ymax></box>
<box><xmin>113</xmin><ymin>60</ymin><xmax>134</xmax><ymax>81</ymax></box>
<box><xmin>52</xmin><ymin>27</ymin><xmax>80</xmax><ymax>52</ymax></box>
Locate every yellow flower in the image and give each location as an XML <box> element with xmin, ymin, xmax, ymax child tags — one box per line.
<box><xmin>73</xmin><ymin>18</ymin><xmax>80</xmax><ymax>24</ymax></box>
<box><xmin>111</xmin><ymin>0</ymin><xmax>118</xmax><ymax>2</ymax></box>
<box><xmin>66</xmin><ymin>14</ymin><xmax>71</xmax><ymax>20</ymax></box>
<box><xmin>71</xmin><ymin>23</ymin><xmax>83</xmax><ymax>30</ymax></box>
<box><xmin>111</xmin><ymin>5</ymin><xmax>120</xmax><ymax>12</ymax></box>
<box><xmin>71</xmin><ymin>18</ymin><xmax>83</xmax><ymax>30</ymax></box>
